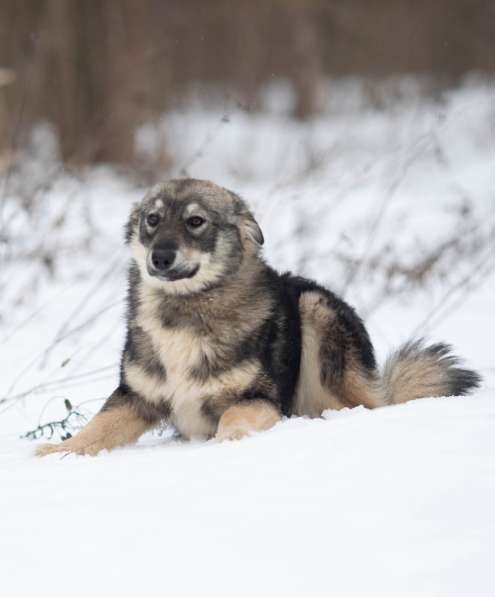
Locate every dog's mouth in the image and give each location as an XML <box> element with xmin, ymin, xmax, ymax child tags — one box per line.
<box><xmin>147</xmin><ymin>263</ymin><xmax>200</xmax><ymax>282</ymax></box>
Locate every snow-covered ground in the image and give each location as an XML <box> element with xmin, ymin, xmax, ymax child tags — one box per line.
<box><xmin>2</xmin><ymin>394</ymin><xmax>495</xmax><ymax>597</ymax></box>
<box><xmin>1</xmin><ymin>78</ymin><xmax>494</xmax><ymax>596</ymax></box>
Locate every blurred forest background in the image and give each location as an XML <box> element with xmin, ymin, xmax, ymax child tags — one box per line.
<box><xmin>1</xmin><ymin>0</ymin><xmax>494</xmax><ymax>171</ymax></box>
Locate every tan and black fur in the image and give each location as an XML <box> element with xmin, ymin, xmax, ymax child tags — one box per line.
<box><xmin>37</xmin><ymin>178</ymin><xmax>481</xmax><ymax>456</ymax></box>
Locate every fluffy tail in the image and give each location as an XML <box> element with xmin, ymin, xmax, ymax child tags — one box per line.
<box><xmin>380</xmin><ymin>339</ymin><xmax>482</xmax><ymax>405</ymax></box>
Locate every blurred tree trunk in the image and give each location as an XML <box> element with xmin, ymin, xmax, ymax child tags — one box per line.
<box><xmin>0</xmin><ymin>68</ymin><xmax>16</xmax><ymax>171</ymax></box>
<box><xmin>235</xmin><ymin>1</ymin><xmax>265</xmax><ymax>111</ymax></box>
<box><xmin>285</xmin><ymin>2</ymin><xmax>323</xmax><ymax>120</ymax></box>
<box><xmin>43</xmin><ymin>0</ymin><xmax>84</xmax><ymax>161</ymax></box>
<box><xmin>96</xmin><ymin>1</ymin><xmax>153</xmax><ymax>164</ymax></box>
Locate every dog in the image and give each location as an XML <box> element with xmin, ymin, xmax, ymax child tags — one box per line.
<box><xmin>37</xmin><ymin>178</ymin><xmax>481</xmax><ymax>456</ymax></box>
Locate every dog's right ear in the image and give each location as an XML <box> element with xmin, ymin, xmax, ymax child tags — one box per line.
<box><xmin>125</xmin><ymin>203</ymin><xmax>141</xmax><ymax>244</ymax></box>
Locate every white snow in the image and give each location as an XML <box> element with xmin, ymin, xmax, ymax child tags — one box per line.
<box><xmin>1</xmin><ymin>78</ymin><xmax>494</xmax><ymax>596</ymax></box>
<box><xmin>2</xmin><ymin>394</ymin><xmax>495</xmax><ymax>597</ymax></box>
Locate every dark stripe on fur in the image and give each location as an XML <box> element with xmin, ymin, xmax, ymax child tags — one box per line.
<box><xmin>102</xmin><ymin>385</ymin><xmax>171</xmax><ymax>424</ymax></box>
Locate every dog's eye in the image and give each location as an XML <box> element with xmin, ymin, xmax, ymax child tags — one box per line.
<box><xmin>146</xmin><ymin>213</ymin><xmax>160</xmax><ymax>227</ymax></box>
<box><xmin>186</xmin><ymin>216</ymin><xmax>205</xmax><ymax>229</ymax></box>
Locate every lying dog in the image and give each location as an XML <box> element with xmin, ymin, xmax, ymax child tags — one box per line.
<box><xmin>37</xmin><ymin>178</ymin><xmax>481</xmax><ymax>456</ymax></box>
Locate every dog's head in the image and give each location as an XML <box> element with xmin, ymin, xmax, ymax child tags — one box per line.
<box><xmin>126</xmin><ymin>178</ymin><xmax>264</xmax><ymax>294</ymax></box>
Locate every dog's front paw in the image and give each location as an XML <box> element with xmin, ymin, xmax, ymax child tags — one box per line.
<box><xmin>35</xmin><ymin>442</ymin><xmax>66</xmax><ymax>457</ymax></box>
<box><xmin>215</xmin><ymin>425</ymin><xmax>250</xmax><ymax>442</ymax></box>
<box><xmin>35</xmin><ymin>438</ymin><xmax>102</xmax><ymax>457</ymax></box>
<box><xmin>215</xmin><ymin>400</ymin><xmax>280</xmax><ymax>442</ymax></box>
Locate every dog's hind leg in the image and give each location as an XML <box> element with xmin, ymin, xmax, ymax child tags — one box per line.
<box><xmin>36</xmin><ymin>388</ymin><xmax>155</xmax><ymax>457</ymax></box>
<box><xmin>215</xmin><ymin>400</ymin><xmax>281</xmax><ymax>441</ymax></box>
<box><xmin>294</xmin><ymin>290</ymin><xmax>385</xmax><ymax>416</ymax></box>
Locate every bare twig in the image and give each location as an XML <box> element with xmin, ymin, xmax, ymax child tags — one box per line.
<box><xmin>412</xmin><ymin>242</ymin><xmax>495</xmax><ymax>336</ymax></box>
<box><xmin>176</xmin><ymin>109</ymin><xmax>232</xmax><ymax>176</ymax></box>
<box><xmin>341</xmin><ymin>131</ymin><xmax>434</xmax><ymax>297</ymax></box>
<box><xmin>22</xmin><ymin>398</ymin><xmax>87</xmax><ymax>441</ymax></box>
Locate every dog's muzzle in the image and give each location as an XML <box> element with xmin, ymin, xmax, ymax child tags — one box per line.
<box><xmin>147</xmin><ymin>248</ymin><xmax>199</xmax><ymax>281</ymax></box>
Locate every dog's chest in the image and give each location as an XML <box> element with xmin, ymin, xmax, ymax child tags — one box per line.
<box><xmin>132</xmin><ymin>289</ymin><xmax>260</xmax><ymax>438</ymax></box>
<box><xmin>148</xmin><ymin>325</ymin><xmax>217</xmax><ymax>436</ymax></box>
<box><xmin>134</xmin><ymin>322</ymin><xmax>257</xmax><ymax>439</ymax></box>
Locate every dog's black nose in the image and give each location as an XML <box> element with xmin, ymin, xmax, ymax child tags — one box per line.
<box><xmin>151</xmin><ymin>248</ymin><xmax>176</xmax><ymax>272</ymax></box>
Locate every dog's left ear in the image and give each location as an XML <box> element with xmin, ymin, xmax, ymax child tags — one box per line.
<box><xmin>243</xmin><ymin>213</ymin><xmax>264</xmax><ymax>246</ymax></box>
<box><xmin>228</xmin><ymin>191</ymin><xmax>264</xmax><ymax>246</ymax></box>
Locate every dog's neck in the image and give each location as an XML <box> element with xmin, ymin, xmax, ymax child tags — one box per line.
<box><xmin>134</xmin><ymin>250</ymin><xmax>273</xmax><ymax>326</ymax></box>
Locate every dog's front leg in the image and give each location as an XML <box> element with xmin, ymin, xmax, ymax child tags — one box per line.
<box><xmin>215</xmin><ymin>399</ymin><xmax>281</xmax><ymax>441</ymax></box>
<box><xmin>36</xmin><ymin>388</ymin><xmax>154</xmax><ymax>457</ymax></box>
